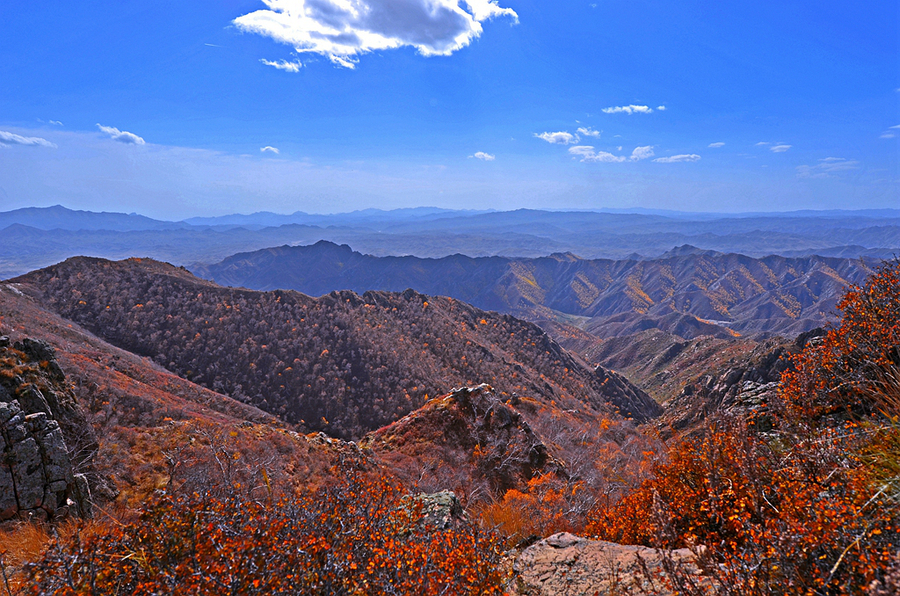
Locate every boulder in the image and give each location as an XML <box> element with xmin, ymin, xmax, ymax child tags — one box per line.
<box><xmin>511</xmin><ymin>532</ymin><xmax>713</xmax><ymax>595</ymax></box>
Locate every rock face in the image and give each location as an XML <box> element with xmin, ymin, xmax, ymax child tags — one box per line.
<box><xmin>362</xmin><ymin>384</ymin><xmax>567</xmax><ymax>496</ymax></box>
<box><xmin>0</xmin><ymin>337</ymin><xmax>98</xmax><ymax>521</ymax></box>
<box><xmin>511</xmin><ymin>532</ymin><xmax>712</xmax><ymax>596</ymax></box>
<box><xmin>657</xmin><ymin>331</ymin><xmax>824</xmax><ymax>436</ymax></box>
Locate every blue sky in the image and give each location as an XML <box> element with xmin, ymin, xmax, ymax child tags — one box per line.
<box><xmin>0</xmin><ymin>0</ymin><xmax>897</xmax><ymax>218</ymax></box>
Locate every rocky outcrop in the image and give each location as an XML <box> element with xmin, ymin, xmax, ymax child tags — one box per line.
<box><xmin>362</xmin><ymin>384</ymin><xmax>567</xmax><ymax>496</ymax></box>
<box><xmin>410</xmin><ymin>490</ymin><xmax>465</xmax><ymax>531</ymax></box>
<box><xmin>0</xmin><ymin>336</ymin><xmax>102</xmax><ymax>521</ymax></box>
<box><xmin>658</xmin><ymin>331</ymin><xmax>824</xmax><ymax>436</ymax></box>
<box><xmin>510</xmin><ymin>532</ymin><xmax>713</xmax><ymax>595</ymax></box>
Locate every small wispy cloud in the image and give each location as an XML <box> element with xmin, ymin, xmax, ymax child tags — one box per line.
<box><xmin>576</xmin><ymin>126</ymin><xmax>601</xmax><ymax>138</ymax></box>
<box><xmin>48</xmin><ymin>120</ymin><xmax>63</xmax><ymax>126</ymax></box>
<box><xmin>470</xmin><ymin>151</ymin><xmax>495</xmax><ymax>161</ymax></box>
<box><xmin>260</xmin><ymin>146</ymin><xmax>280</xmax><ymax>154</ymax></box>
<box><xmin>653</xmin><ymin>154</ymin><xmax>701</xmax><ymax>163</ymax></box>
<box><xmin>260</xmin><ymin>58</ymin><xmax>302</xmax><ymax>72</ymax></box>
<box><xmin>708</xmin><ymin>142</ymin><xmax>725</xmax><ymax>148</ymax></box>
<box><xmin>797</xmin><ymin>157</ymin><xmax>860</xmax><ymax>178</ymax></box>
<box><xmin>657</xmin><ymin>105</ymin><xmax>666</xmax><ymax>111</ymax></box>
<box><xmin>569</xmin><ymin>145</ymin><xmax>654</xmax><ymax>163</ymax></box>
<box><xmin>879</xmin><ymin>125</ymin><xmax>900</xmax><ymax>139</ymax></box>
<box><xmin>755</xmin><ymin>141</ymin><xmax>770</xmax><ymax>146</ymax></box>
<box><xmin>535</xmin><ymin>131</ymin><xmax>579</xmax><ymax>145</ymax></box>
<box><xmin>96</xmin><ymin>124</ymin><xmax>145</xmax><ymax>145</ymax></box>
<box><xmin>770</xmin><ymin>144</ymin><xmax>792</xmax><ymax>153</ymax></box>
<box><xmin>0</xmin><ymin>130</ymin><xmax>57</xmax><ymax>149</ymax></box>
<box><xmin>601</xmin><ymin>104</ymin><xmax>654</xmax><ymax>115</ymax></box>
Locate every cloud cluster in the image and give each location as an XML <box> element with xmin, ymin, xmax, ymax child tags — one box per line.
<box><xmin>471</xmin><ymin>151</ymin><xmax>495</xmax><ymax>161</ymax></box>
<box><xmin>0</xmin><ymin>130</ymin><xmax>57</xmax><ymax>149</ymax></box>
<box><xmin>653</xmin><ymin>154</ymin><xmax>700</xmax><ymax>163</ymax></box>
<box><xmin>535</xmin><ymin>131</ymin><xmax>578</xmax><ymax>145</ymax></box>
<box><xmin>234</xmin><ymin>0</ymin><xmax>518</xmax><ymax>69</ymax></box>
<box><xmin>261</xmin><ymin>146</ymin><xmax>281</xmax><ymax>154</ymax></box>
<box><xmin>576</xmin><ymin>126</ymin><xmax>600</xmax><ymax>138</ymax></box>
<box><xmin>569</xmin><ymin>145</ymin><xmax>654</xmax><ymax>163</ymax></box>
<box><xmin>97</xmin><ymin>124</ymin><xmax>145</xmax><ymax>145</ymax></box>
<box><xmin>260</xmin><ymin>58</ymin><xmax>303</xmax><ymax>72</ymax></box>
<box><xmin>601</xmin><ymin>104</ymin><xmax>660</xmax><ymax>115</ymax></box>
<box><xmin>797</xmin><ymin>157</ymin><xmax>860</xmax><ymax>179</ymax></box>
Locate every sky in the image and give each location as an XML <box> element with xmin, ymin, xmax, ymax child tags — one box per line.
<box><xmin>0</xmin><ymin>0</ymin><xmax>898</xmax><ymax>219</ymax></box>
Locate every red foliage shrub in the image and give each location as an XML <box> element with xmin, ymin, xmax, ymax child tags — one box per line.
<box><xmin>27</xmin><ymin>468</ymin><xmax>506</xmax><ymax>595</ymax></box>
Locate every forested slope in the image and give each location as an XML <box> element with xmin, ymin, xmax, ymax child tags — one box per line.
<box><xmin>13</xmin><ymin>257</ymin><xmax>659</xmax><ymax>439</ymax></box>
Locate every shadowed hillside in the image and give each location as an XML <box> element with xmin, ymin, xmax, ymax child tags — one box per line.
<box><xmin>12</xmin><ymin>257</ymin><xmax>659</xmax><ymax>440</ymax></box>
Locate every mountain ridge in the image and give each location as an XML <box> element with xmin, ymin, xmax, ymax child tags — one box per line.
<box><xmin>194</xmin><ymin>241</ymin><xmax>875</xmax><ymax>340</ymax></box>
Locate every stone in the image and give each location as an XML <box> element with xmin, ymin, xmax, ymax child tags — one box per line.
<box><xmin>413</xmin><ymin>490</ymin><xmax>465</xmax><ymax>530</ymax></box>
<box><xmin>18</xmin><ymin>385</ymin><xmax>51</xmax><ymax>416</ymax></box>
<box><xmin>511</xmin><ymin>532</ymin><xmax>714</xmax><ymax>596</ymax></box>
<box><xmin>0</xmin><ymin>465</ymin><xmax>18</xmax><ymax>521</ymax></box>
<box><xmin>11</xmin><ymin>437</ymin><xmax>45</xmax><ymax>510</ymax></box>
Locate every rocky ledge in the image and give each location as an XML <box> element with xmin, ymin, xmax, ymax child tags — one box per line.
<box><xmin>0</xmin><ymin>336</ymin><xmax>98</xmax><ymax>522</ymax></box>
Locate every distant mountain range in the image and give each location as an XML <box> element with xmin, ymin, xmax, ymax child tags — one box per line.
<box><xmin>193</xmin><ymin>241</ymin><xmax>875</xmax><ymax>340</ymax></box>
<box><xmin>1</xmin><ymin>205</ymin><xmax>898</xmax><ymax>279</ymax></box>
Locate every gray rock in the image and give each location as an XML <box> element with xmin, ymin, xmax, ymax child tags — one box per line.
<box><xmin>413</xmin><ymin>490</ymin><xmax>465</xmax><ymax>530</ymax></box>
<box><xmin>11</xmin><ymin>437</ymin><xmax>44</xmax><ymax>510</ymax></box>
<box><xmin>0</xmin><ymin>465</ymin><xmax>17</xmax><ymax>521</ymax></box>
<box><xmin>18</xmin><ymin>385</ymin><xmax>51</xmax><ymax>416</ymax></box>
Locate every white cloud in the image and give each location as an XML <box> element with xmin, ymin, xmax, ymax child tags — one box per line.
<box><xmin>261</xmin><ymin>146</ymin><xmax>281</xmax><ymax>154</ymax></box>
<box><xmin>569</xmin><ymin>145</ymin><xmax>653</xmax><ymax>163</ymax></box>
<box><xmin>601</xmin><ymin>105</ymin><xmax>654</xmax><ymax>115</ymax></box>
<box><xmin>708</xmin><ymin>142</ymin><xmax>725</xmax><ymax>148</ymax></box>
<box><xmin>535</xmin><ymin>131</ymin><xmax>578</xmax><ymax>145</ymax></box>
<box><xmin>770</xmin><ymin>144</ymin><xmax>791</xmax><ymax>153</ymax></box>
<box><xmin>796</xmin><ymin>157</ymin><xmax>860</xmax><ymax>178</ymax></box>
<box><xmin>653</xmin><ymin>154</ymin><xmax>701</xmax><ymax>163</ymax></box>
<box><xmin>0</xmin><ymin>130</ymin><xmax>57</xmax><ymax>149</ymax></box>
<box><xmin>656</xmin><ymin>105</ymin><xmax>666</xmax><ymax>111</ymax></box>
<box><xmin>881</xmin><ymin>132</ymin><xmax>896</xmax><ymax>139</ymax></box>
<box><xmin>630</xmin><ymin>145</ymin><xmax>655</xmax><ymax>161</ymax></box>
<box><xmin>471</xmin><ymin>151</ymin><xmax>495</xmax><ymax>161</ymax></box>
<box><xmin>234</xmin><ymin>0</ymin><xmax>518</xmax><ymax>69</ymax></box>
<box><xmin>576</xmin><ymin>126</ymin><xmax>600</xmax><ymax>138</ymax></box>
<box><xmin>96</xmin><ymin>124</ymin><xmax>145</xmax><ymax>145</ymax></box>
<box><xmin>755</xmin><ymin>141</ymin><xmax>770</xmax><ymax>146</ymax></box>
<box><xmin>891</xmin><ymin>125</ymin><xmax>900</xmax><ymax>129</ymax></box>
<box><xmin>260</xmin><ymin>58</ymin><xmax>303</xmax><ymax>72</ymax></box>
<box><xmin>48</xmin><ymin>120</ymin><xmax>63</xmax><ymax>126</ymax></box>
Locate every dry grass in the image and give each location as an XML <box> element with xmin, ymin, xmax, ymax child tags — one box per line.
<box><xmin>0</xmin><ymin>521</ymin><xmax>56</xmax><ymax>594</ymax></box>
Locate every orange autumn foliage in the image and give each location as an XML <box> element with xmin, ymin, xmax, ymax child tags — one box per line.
<box><xmin>587</xmin><ymin>260</ymin><xmax>900</xmax><ymax>594</ymax></box>
<box><xmin>27</xmin><ymin>468</ymin><xmax>506</xmax><ymax>595</ymax></box>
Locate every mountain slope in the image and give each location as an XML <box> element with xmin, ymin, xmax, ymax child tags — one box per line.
<box><xmin>12</xmin><ymin>257</ymin><xmax>659</xmax><ymax>440</ymax></box>
<box><xmin>194</xmin><ymin>241</ymin><xmax>874</xmax><ymax>339</ymax></box>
